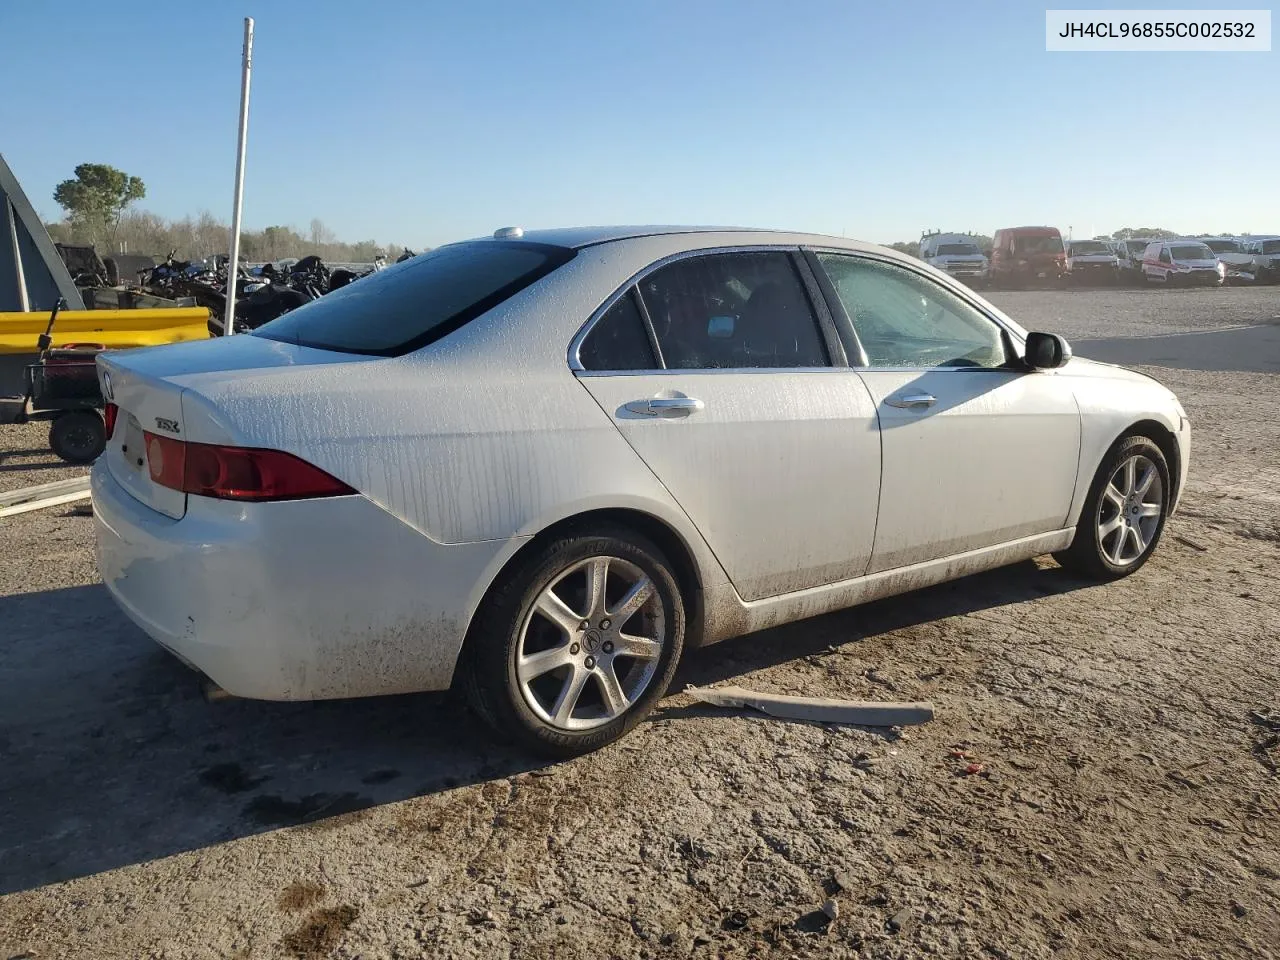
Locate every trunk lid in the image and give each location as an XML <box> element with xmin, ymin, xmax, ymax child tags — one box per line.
<box><xmin>97</xmin><ymin>335</ymin><xmax>367</xmax><ymax>519</ymax></box>
<box><xmin>99</xmin><ymin>355</ymin><xmax>189</xmax><ymax>519</ymax></box>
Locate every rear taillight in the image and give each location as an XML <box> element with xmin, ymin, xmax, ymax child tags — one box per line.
<box><xmin>143</xmin><ymin>432</ymin><xmax>354</xmax><ymax>501</ymax></box>
<box><xmin>104</xmin><ymin>402</ymin><xmax>118</xmax><ymax>438</ymax></box>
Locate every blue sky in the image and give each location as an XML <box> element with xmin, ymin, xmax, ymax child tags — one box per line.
<box><xmin>1</xmin><ymin>1</ymin><xmax>1273</xmax><ymax>248</ymax></box>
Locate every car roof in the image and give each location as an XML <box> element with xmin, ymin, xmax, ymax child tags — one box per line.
<box><xmin>476</xmin><ymin>225</ymin><xmax>776</xmax><ymax>249</ymax></box>
<box><xmin>464</xmin><ymin>225</ymin><xmax>920</xmax><ymax>261</ymax></box>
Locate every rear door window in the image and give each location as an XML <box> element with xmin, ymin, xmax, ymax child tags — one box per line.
<box><xmin>254</xmin><ymin>241</ymin><xmax>575</xmax><ymax>356</ymax></box>
<box><xmin>637</xmin><ymin>252</ymin><xmax>828</xmax><ymax>369</ymax></box>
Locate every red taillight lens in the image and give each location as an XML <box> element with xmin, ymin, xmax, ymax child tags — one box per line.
<box><xmin>143</xmin><ymin>433</ymin><xmax>354</xmax><ymax>501</ymax></box>
<box><xmin>103</xmin><ymin>402</ymin><xmax>119</xmax><ymax>439</ymax></box>
<box><xmin>145</xmin><ymin>432</ymin><xmax>187</xmax><ymax>490</ymax></box>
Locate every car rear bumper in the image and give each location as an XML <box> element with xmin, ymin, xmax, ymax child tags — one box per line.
<box><xmin>92</xmin><ymin>462</ymin><xmax>517</xmax><ymax>700</ymax></box>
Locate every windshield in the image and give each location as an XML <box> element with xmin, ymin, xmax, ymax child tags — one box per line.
<box><xmin>1123</xmin><ymin>240</ymin><xmax>1149</xmax><ymax>255</ymax></box>
<box><xmin>936</xmin><ymin>243</ymin><xmax>980</xmax><ymax>256</ymax></box>
<box><xmin>1202</xmin><ymin>239</ymin><xmax>1240</xmax><ymax>253</ymax></box>
<box><xmin>1261</xmin><ymin>240</ymin><xmax>1280</xmax><ymax>255</ymax></box>
<box><xmin>1069</xmin><ymin>242</ymin><xmax>1111</xmax><ymax>256</ymax></box>
<box><xmin>1014</xmin><ymin>235</ymin><xmax>1064</xmax><ymax>255</ymax></box>
<box><xmin>254</xmin><ymin>241</ymin><xmax>575</xmax><ymax>355</ymax></box>
<box><xmin>1170</xmin><ymin>244</ymin><xmax>1214</xmax><ymax>260</ymax></box>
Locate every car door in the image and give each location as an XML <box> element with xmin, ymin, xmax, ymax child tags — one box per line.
<box><xmin>1146</xmin><ymin>242</ymin><xmax>1168</xmax><ymax>280</ymax></box>
<box><xmin>572</xmin><ymin>248</ymin><xmax>882</xmax><ymax>601</ymax></box>
<box><xmin>809</xmin><ymin>250</ymin><xmax>1081</xmax><ymax>574</ymax></box>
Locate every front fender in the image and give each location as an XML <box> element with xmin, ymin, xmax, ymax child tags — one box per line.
<box><xmin>1059</xmin><ymin>361</ymin><xmax>1185</xmax><ymax>527</ymax></box>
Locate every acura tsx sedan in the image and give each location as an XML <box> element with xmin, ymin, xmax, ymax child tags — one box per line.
<box><xmin>93</xmin><ymin>226</ymin><xmax>1190</xmax><ymax>755</ymax></box>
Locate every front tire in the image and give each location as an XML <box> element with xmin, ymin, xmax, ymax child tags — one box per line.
<box><xmin>461</xmin><ymin>526</ymin><xmax>686</xmax><ymax>757</ymax></box>
<box><xmin>1055</xmin><ymin>436</ymin><xmax>1170</xmax><ymax>580</ymax></box>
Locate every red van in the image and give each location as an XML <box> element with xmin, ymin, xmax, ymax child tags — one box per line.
<box><xmin>990</xmin><ymin>227</ymin><xmax>1067</xmax><ymax>288</ymax></box>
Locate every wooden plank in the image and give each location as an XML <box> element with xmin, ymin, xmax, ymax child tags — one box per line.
<box><xmin>0</xmin><ymin>475</ymin><xmax>90</xmax><ymax>508</ymax></box>
<box><xmin>0</xmin><ymin>487</ymin><xmax>92</xmax><ymax>518</ymax></box>
<box><xmin>686</xmin><ymin>684</ymin><xmax>935</xmax><ymax>726</ymax></box>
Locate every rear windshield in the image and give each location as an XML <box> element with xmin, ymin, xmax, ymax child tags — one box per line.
<box><xmin>1171</xmin><ymin>244</ymin><xmax>1213</xmax><ymax>260</ymax></box>
<box><xmin>254</xmin><ymin>241</ymin><xmax>575</xmax><ymax>356</ymax></box>
<box><xmin>936</xmin><ymin>243</ymin><xmax>980</xmax><ymax>255</ymax></box>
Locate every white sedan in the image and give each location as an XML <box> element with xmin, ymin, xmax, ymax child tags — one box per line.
<box><xmin>93</xmin><ymin>227</ymin><xmax>1190</xmax><ymax>755</ymax></box>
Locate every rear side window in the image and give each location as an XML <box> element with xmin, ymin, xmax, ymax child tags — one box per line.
<box><xmin>254</xmin><ymin>241</ymin><xmax>575</xmax><ymax>356</ymax></box>
<box><xmin>578</xmin><ymin>291</ymin><xmax>657</xmax><ymax>371</ymax></box>
<box><xmin>637</xmin><ymin>252</ymin><xmax>828</xmax><ymax>369</ymax></box>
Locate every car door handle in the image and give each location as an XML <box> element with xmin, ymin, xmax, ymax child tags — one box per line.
<box><xmin>624</xmin><ymin>396</ymin><xmax>705</xmax><ymax>418</ymax></box>
<box><xmin>885</xmin><ymin>392</ymin><xmax>937</xmax><ymax>409</ymax></box>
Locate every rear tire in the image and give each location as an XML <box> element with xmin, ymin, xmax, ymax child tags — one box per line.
<box><xmin>49</xmin><ymin>410</ymin><xmax>106</xmax><ymax>464</ymax></box>
<box><xmin>460</xmin><ymin>525</ymin><xmax>686</xmax><ymax>758</ymax></box>
<box><xmin>1054</xmin><ymin>436</ymin><xmax>1170</xmax><ymax>580</ymax></box>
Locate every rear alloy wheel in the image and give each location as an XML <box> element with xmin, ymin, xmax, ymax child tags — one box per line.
<box><xmin>1055</xmin><ymin>436</ymin><xmax>1170</xmax><ymax>580</ymax></box>
<box><xmin>462</xmin><ymin>527</ymin><xmax>685</xmax><ymax>757</ymax></box>
<box><xmin>49</xmin><ymin>410</ymin><xmax>106</xmax><ymax>464</ymax></box>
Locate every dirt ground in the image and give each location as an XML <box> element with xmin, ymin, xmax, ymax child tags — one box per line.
<box><xmin>1</xmin><ymin>290</ymin><xmax>1277</xmax><ymax>959</ymax></box>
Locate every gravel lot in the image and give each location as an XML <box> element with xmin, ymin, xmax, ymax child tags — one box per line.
<box><xmin>1</xmin><ymin>289</ymin><xmax>1277</xmax><ymax>959</ymax></box>
<box><xmin>986</xmin><ymin>284</ymin><xmax>1280</xmax><ymax>340</ymax></box>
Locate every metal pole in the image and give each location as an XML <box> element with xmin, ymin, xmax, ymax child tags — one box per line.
<box><xmin>6</xmin><ymin>200</ymin><xmax>30</xmax><ymax>312</ymax></box>
<box><xmin>222</xmin><ymin>17</ymin><xmax>254</xmax><ymax>336</ymax></box>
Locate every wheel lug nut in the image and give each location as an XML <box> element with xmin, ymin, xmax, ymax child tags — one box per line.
<box><xmin>600</xmin><ymin>619</ymin><xmax>611</xmax><ymax>630</ymax></box>
<box><xmin>570</xmin><ymin>643</ymin><xmax>580</xmax><ymax>655</ymax></box>
<box><xmin>579</xmin><ymin>620</ymin><xmax>589</xmax><ymax>631</ymax></box>
<box><xmin>584</xmin><ymin>656</ymin><xmax>596</xmax><ymax>669</ymax></box>
<box><xmin>602</xmin><ymin>641</ymin><xmax>614</xmax><ymax>654</ymax></box>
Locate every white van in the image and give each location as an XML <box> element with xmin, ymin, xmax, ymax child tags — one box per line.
<box><xmin>1141</xmin><ymin>240</ymin><xmax>1225</xmax><ymax>286</ymax></box>
<box><xmin>1244</xmin><ymin>237</ymin><xmax>1280</xmax><ymax>283</ymax></box>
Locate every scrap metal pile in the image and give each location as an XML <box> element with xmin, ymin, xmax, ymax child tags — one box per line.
<box><xmin>70</xmin><ymin>248</ymin><xmax>418</xmax><ymax>336</ymax></box>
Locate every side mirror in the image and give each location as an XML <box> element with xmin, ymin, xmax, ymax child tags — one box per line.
<box><xmin>1024</xmin><ymin>331</ymin><xmax>1072</xmax><ymax>369</ymax></box>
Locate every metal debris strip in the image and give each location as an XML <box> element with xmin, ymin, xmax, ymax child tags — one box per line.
<box><xmin>685</xmin><ymin>684</ymin><xmax>934</xmax><ymax>726</ymax></box>
<box><xmin>0</xmin><ymin>475</ymin><xmax>91</xmax><ymax>518</ymax></box>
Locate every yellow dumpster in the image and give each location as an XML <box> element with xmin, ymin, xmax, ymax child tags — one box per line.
<box><xmin>0</xmin><ymin>308</ymin><xmax>211</xmax><ymax>355</ymax></box>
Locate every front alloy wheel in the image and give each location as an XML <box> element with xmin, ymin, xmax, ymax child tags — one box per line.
<box><xmin>1095</xmin><ymin>454</ymin><xmax>1163</xmax><ymax>567</ymax></box>
<box><xmin>1055</xmin><ymin>435</ymin><xmax>1171</xmax><ymax>579</ymax></box>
